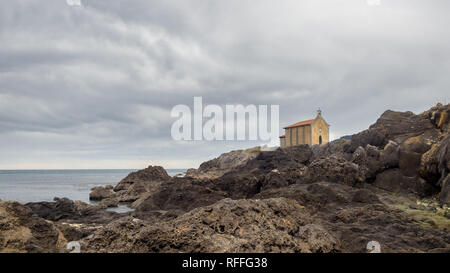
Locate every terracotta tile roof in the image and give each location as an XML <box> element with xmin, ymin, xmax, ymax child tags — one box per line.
<box><xmin>283</xmin><ymin>119</ymin><xmax>314</xmax><ymax>129</ymax></box>
<box><xmin>279</xmin><ymin>134</ymin><xmax>285</xmax><ymax>138</ymax></box>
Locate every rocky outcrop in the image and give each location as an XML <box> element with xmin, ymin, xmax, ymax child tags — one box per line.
<box><xmin>374</xmin><ymin>169</ymin><xmax>436</xmax><ymax>197</ymax></box>
<box><xmin>132</xmin><ymin>177</ymin><xmax>228</xmax><ymax>218</ymax></box>
<box><xmin>186</xmin><ymin>147</ymin><xmax>261</xmax><ymax>179</ymax></box>
<box><xmin>95</xmin><ymin>166</ymin><xmax>172</xmax><ymax>205</ymax></box>
<box><xmin>441</xmin><ymin>174</ymin><xmax>450</xmax><ymax>205</ymax></box>
<box><xmin>369</xmin><ymin>110</ymin><xmax>436</xmax><ymax>144</ymax></box>
<box><xmin>83</xmin><ymin>198</ymin><xmax>340</xmax><ymax>253</ymax></box>
<box><xmin>255</xmin><ymin>182</ymin><xmax>450</xmax><ymax>252</ymax></box>
<box><xmin>305</xmin><ymin>154</ymin><xmax>366</xmax><ymax>186</ymax></box>
<box><xmin>4</xmin><ymin>103</ymin><xmax>450</xmax><ymax>253</ymax></box>
<box><xmin>0</xmin><ymin>201</ymin><xmax>61</xmax><ymax>253</ymax></box>
<box><xmin>89</xmin><ymin>185</ymin><xmax>115</xmax><ymax>201</ymax></box>
<box><xmin>25</xmin><ymin>197</ymin><xmax>123</xmax><ymax>224</ymax></box>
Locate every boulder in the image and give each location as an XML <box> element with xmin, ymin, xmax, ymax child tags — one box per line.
<box><xmin>380</xmin><ymin>140</ymin><xmax>400</xmax><ymax>168</ymax></box>
<box><xmin>186</xmin><ymin>147</ymin><xmax>261</xmax><ymax>179</ymax></box>
<box><xmin>112</xmin><ymin>166</ymin><xmax>171</xmax><ymax>203</ymax></box>
<box><xmin>352</xmin><ymin>189</ymin><xmax>380</xmax><ymax>203</ymax></box>
<box><xmin>440</xmin><ymin>174</ymin><xmax>450</xmax><ymax>205</ymax></box>
<box><xmin>133</xmin><ymin>178</ymin><xmax>228</xmax><ymax>216</ymax></box>
<box><xmin>306</xmin><ymin>154</ymin><xmax>366</xmax><ymax>186</ymax></box>
<box><xmin>89</xmin><ymin>186</ymin><xmax>115</xmax><ymax>201</ymax></box>
<box><xmin>114</xmin><ymin>165</ymin><xmax>170</xmax><ymax>192</ymax></box>
<box><xmin>374</xmin><ymin>169</ymin><xmax>435</xmax><ymax>197</ymax></box>
<box><xmin>344</xmin><ymin>129</ymin><xmax>386</xmax><ymax>153</ymax></box>
<box><xmin>398</xmin><ymin>150</ymin><xmax>423</xmax><ymax>177</ymax></box>
<box><xmin>369</xmin><ymin>110</ymin><xmax>435</xmax><ymax>144</ymax></box>
<box><xmin>420</xmin><ymin>135</ymin><xmax>450</xmax><ymax>187</ymax></box>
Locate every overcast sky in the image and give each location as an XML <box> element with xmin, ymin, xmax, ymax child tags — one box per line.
<box><xmin>1</xmin><ymin>0</ymin><xmax>449</xmax><ymax>169</ymax></box>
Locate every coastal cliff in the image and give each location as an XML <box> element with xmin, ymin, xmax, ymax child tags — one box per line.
<box><xmin>1</xmin><ymin>103</ymin><xmax>450</xmax><ymax>253</ymax></box>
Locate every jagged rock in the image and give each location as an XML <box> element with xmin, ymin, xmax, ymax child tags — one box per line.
<box><xmin>311</xmin><ymin>140</ymin><xmax>347</xmax><ymax>160</ymax></box>
<box><xmin>89</xmin><ymin>186</ymin><xmax>115</xmax><ymax>201</ymax></box>
<box><xmin>0</xmin><ymin>201</ymin><xmax>61</xmax><ymax>253</ymax></box>
<box><xmin>259</xmin><ymin>171</ymin><xmax>289</xmax><ymax>191</ymax></box>
<box><xmin>186</xmin><ymin>147</ymin><xmax>261</xmax><ymax>179</ymax></box>
<box><xmin>421</xmin><ymin>103</ymin><xmax>450</xmax><ymax>133</ymax></box>
<box><xmin>352</xmin><ymin>146</ymin><xmax>367</xmax><ymax>165</ymax></box>
<box><xmin>114</xmin><ymin>165</ymin><xmax>170</xmax><ymax>192</ymax></box>
<box><xmin>374</xmin><ymin>169</ymin><xmax>436</xmax><ymax>197</ymax></box>
<box><xmin>55</xmin><ymin>222</ymin><xmax>100</xmax><ymax>242</ymax></box>
<box><xmin>352</xmin><ymin>189</ymin><xmax>380</xmax><ymax>203</ymax></box>
<box><xmin>369</xmin><ymin>110</ymin><xmax>435</xmax><ymax>144</ymax></box>
<box><xmin>25</xmin><ymin>197</ymin><xmax>123</xmax><ymax>224</ymax></box>
<box><xmin>344</xmin><ymin>129</ymin><xmax>387</xmax><ymax>153</ymax></box>
<box><xmin>380</xmin><ymin>140</ymin><xmax>400</xmax><ymax>168</ymax></box>
<box><xmin>420</xmin><ymin>135</ymin><xmax>450</xmax><ymax>187</ymax></box>
<box><xmin>401</xmin><ymin>136</ymin><xmax>432</xmax><ymax>154</ymax></box>
<box><xmin>440</xmin><ymin>174</ymin><xmax>450</xmax><ymax>205</ymax></box>
<box><xmin>399</xmin><ymin>150</ymin><xmax>423</xmax><ymax>177</ymax></box>
<box><xmin>112</xmin><ymin>166</ymin><xmax>171</xmax><ymax>203</ymax></box>
<box><xmin>99</xmin><ymin>198</ymin><xmax>119</xmax><ymax>208</ymax></box>
<box><xmin>133</xmin><ymin>178</ymin><xmax>228</xmax><ymax>216</ymax></box>
<box><xmin>255</xmin><ymin>182</ymin><xmax>449</xmax><ymax>252</ymax></box>
<box><xmin>305</xmin><ymin>154</ymin><xmax>365</xmax><ymax>186</ymax></box>
<box><xmin>83</xmin><ymin>198</ymin><xmax>340</xmax><ymax>253</ymax></box>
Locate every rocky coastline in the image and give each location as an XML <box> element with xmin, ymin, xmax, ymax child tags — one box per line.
<box><xmin>1</xmin><ymin>103</ymin><xmax>449</xmax><ymax>253</ymax></box>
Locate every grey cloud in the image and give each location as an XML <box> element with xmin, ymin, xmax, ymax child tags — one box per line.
<box><xmin>0</xmin><ymin>0</ymin><xmax>449</xmax><ymax>168</ymax></box>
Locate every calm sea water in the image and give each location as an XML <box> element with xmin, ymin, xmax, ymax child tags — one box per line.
<box><xmin>0</xmin><ymin>169</ymin><xmax>187</xmax><ymax>204</ymax></box>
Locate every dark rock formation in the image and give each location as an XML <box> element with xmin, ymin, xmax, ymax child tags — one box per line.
<box><xmin>25</xmin><ymin>197</ymin><xmax>123</xmax><ymax>224</ymax></box>
<box><xmin>0</xmin><ymin>201</ymin><xmax>61</xmax><ymax>253</ymax></box>
<box><xmin>132</xmin><ymin>177</ymin><xmax>228</xmax><ymax>217</ymax></box>
<box><xmin>89</xmin><ymin>185</ymin><xmax>115</xmax><ymax>201</ymax></box>
<box><xmin>374</xmin><ymin>169</ymin><xmax>436</xmax><ymax>197</ymax></box>
<box><xmin>83</xmin><ymin>198</ymin><xmax>340</xmax><ymax>253</ymax></box>
<box><xmin>5</xmin><ymin>103</ymin><xmax>450</xmax><ymax>253</ymax></box>
<box><xmin>186</xmin><ymin>147</ymin><xmax>261</xmax><ymax>179</ymax></box>
<box><xmin>305</xmin><ymin>154</ymin><xmax>366</xmax><ymax>186</ymax></box>
<box><xmin>369</xmin><ymin>110</ymin><xmax>435</xmax><ymax>144</ymax></box>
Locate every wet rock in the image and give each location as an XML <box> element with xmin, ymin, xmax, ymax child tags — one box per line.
<box><xmin>99</xmin><ymin>198</ymin><xmax>119</xmax><ymax>208</ymax></box>
<box><xmin>25</xmin><ymin>197</ymin><xmax>123</xmax><ymax>224</ymax></box>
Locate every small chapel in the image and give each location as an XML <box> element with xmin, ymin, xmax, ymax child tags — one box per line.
<box><xmin>279</xmin><ymin>110</ymin><xmax>330</xmax><ymax>147</ymax></box>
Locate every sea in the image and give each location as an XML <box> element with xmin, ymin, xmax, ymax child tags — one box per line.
<box><xmin>0</xmin><ymin>169</ymin><xmax>187</xmax><ymax>212</ymax></box>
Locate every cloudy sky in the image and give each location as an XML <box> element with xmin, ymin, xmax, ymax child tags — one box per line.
<box><xmin>1</xmin><ymin>0</ymin><xmax>449</xmax><ymax>169</ymax></box>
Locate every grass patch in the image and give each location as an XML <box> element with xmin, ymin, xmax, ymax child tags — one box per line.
<box><xmin>390</xmin><ymin>196</ymin><xmax>450</xmax><ymax>229</ymax></box>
